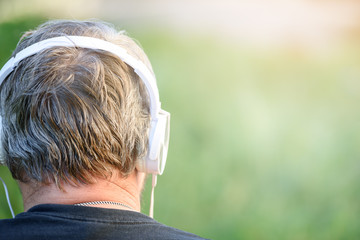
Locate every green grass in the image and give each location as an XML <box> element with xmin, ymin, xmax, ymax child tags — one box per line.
<box><xmin>1</xmin><ymin>17</ymin><xmax>360</xmax><ymax>239</ymax></box>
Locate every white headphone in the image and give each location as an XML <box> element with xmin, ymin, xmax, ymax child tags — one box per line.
<box><xmin>0</xmin><ymin>36</ymin><xmax>170</xmax><ymax>175</ymax></box>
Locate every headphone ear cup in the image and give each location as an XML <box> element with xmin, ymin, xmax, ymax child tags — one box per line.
<box><xmin>136</xmin><ymin>110</ymin><xmax>170</xmax><ymax>174</ymax></box>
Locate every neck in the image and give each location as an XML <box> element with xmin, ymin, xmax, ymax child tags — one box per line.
<box><xmin>19</xmin><ymin>170</ymin><xmax>146</xmax><ymax>212</ymax></box>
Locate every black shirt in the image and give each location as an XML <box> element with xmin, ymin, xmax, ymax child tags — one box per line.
<box><xmin>0</xmin><ymin>204</ymin><xmax>207</xmax><ymax>240</ymax></box>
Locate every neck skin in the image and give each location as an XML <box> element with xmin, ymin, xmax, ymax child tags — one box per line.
<box><xmin>19</xmin><ymin>169</ymin><xmax>147</xmax><ymax>212</ymax></box>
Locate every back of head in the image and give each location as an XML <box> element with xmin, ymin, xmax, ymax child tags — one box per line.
<box><xmin>0</xmin><ymin>20</ymin><xmax>152</xmax><ymax>187</ymax></box>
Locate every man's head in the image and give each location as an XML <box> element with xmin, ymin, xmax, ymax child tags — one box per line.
<box><xmin>0</xmin><ymin>20</ymin><xmax>164</xmax><ymax>188</ymax></box>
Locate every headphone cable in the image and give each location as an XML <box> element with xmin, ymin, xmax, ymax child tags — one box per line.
<box><xmin>0</xmin><ymin>176</ymin><xmax>15</xmax><ymax>218</ymax></box>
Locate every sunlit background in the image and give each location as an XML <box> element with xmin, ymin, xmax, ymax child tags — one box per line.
<box><xmin>0</xmin><ymin>0</ymin><xmax>360</xmax><ymax>239</ymax></box>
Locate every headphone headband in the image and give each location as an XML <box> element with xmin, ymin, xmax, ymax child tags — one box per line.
<box><xmin>0</xmin><ymin>36</ymin><xmax>161</xmax><ymax>118</ymax></box>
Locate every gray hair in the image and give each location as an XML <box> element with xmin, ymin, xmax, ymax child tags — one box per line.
<box><xmin>0</xmin><ymin>20</ymin><xmax>151</xmax><ymax>187</ymax></box>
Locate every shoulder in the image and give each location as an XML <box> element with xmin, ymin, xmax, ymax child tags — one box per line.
<box><xmin>142</xmin><ymin>220</ymin><xmax>208</xmax><ymax>240</ymax></box>
<box><xmin>102</xmin><ymin>209</ymin><xmax>208</xmax><ymax>239</ymax></box>
<box><xmin>0</xmin><ymin>204</ymin><xmax>209</xmax><ymax>240</ymax></box>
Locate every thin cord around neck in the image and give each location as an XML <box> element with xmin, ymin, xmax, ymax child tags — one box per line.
<box><xmin>74</xmin><ymin>200</ymin><xmax>133</xmax><ymax>210</ymax></box>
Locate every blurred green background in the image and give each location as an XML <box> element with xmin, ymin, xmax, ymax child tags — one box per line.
<box><xmin>1</xmin><ymin>1</ymin><xmax>360</xmax><ymax>239</ymax></box>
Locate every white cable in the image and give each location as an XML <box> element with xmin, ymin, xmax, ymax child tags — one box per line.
<box><xmin>149</xmin><ymin>174</ymin><xmax>157</xmax><ymax>218</ymax></box>
<box><xmin>0</xmin><ymin>176</ymin><xmax>15</xmax><ymax>218</ymax></box>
